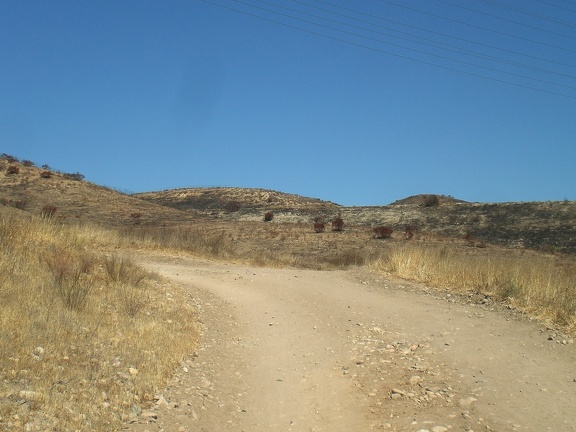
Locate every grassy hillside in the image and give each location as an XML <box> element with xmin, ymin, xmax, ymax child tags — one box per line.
<box><xmin>0</xmin><ymin>157</ymin><xmax>198</xmax><ymax>226</ymax></box>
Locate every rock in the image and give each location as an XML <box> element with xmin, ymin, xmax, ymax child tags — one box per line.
<box><xmin>408</xmin><ymin>375</ymin><xmax>422</xmax><ymax>385</ymax></box>
<box><xmin>459</xmin><ymin>396</ymin><xmax>477</xmax><ymax>407</ymax></box>
<box><xmin>432</xmin><ymin>427</ymin><xmax>448</xmax><ymax>432</ymax></box>
<box><xmin>140</xmin><ymin>411</ymin><xmax>157</xmax><ymax>420</ymax></box>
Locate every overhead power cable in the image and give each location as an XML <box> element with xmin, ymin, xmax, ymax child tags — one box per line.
<box><xmin>376</xmin><ymin>0</ymin><xmax>576</xmax><ymax>54</ymax></box>
<box><xmin>198</xmin><ymin>0</ymin><xmax>576</xmax><ymax>99</ymax></box>
<box><xmin>283</xmin><ymin>0</ymin><xmax>576</xmax><ymax>79</ymax></box>
<box><xmin>432</xmin><ymin>0</ymin><xmax>576</xmax><ymax>39</ymax></box>
<box><xmin>302</xmin><ymin>0</ymin><xmax>576</xmax><ymax>70</ymax></box>
<box><xmin>231</xmin><ymin>0</ymin><xmax>576</xmax><ymax>90</ymax></box>
<box><xmin>472</xmin><ymin>0</ymin><xmax>576</xmax><ymax>27</ymax></box>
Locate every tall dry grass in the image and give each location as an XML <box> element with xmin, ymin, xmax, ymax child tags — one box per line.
<box><xmin>0</xmin><ymin>212</ymin><xmax>200</xmax><ymax>431</ymax></box>
<box><xmin>371</xmin><ymin>243</ymin><xmax>576</xmax><ymax>331</ymax></box>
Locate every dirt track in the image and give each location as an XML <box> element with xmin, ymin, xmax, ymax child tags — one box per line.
<box><xmin>126</xmin><ymin>254</ymin><xmax>576</xmax><ymax>432</ymax></box>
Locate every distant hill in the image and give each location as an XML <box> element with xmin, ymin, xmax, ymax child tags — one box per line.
<box><xmin>0</xmin><ymin>156</ymin><xmax>196</xmax><ymax>226</ymax></box>
<box><xmin>389</xmin><ymin>194</ymin><xmax>468</xmax><ymax>206</ymax></box>
<box><xmin>134</xmin><ymin>187</ymin><xmax>340</xmax><ymax>214</ymax></box>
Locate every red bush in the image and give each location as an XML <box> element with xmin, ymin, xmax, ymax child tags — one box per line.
<box><xmin>373</xmin><ymin>226</ymin><xmax>393</xmax><ymax>239</ymax></box>
<box><xmin>264</xmin><ymin>211</ymin><xmax>274</xmax><ymax>222</ymax></box>
<box><xmin>332</xmin><ymin>217</ymin><xmax>344</xmax><ymax>232</ymax></box>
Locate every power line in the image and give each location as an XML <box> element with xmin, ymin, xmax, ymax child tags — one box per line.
<box><xmin>283</xmin><ymin>0</ymin><xmax>576</xmax><ymax>79</ymax></box>
<box><xmin>300</xmin><ymin>0</ymin><xmax>576</xmax><ymax>70</ymax></box>
<box><xmin>231</xmin><ymin>0</ymin><xmax>576</xmax><ymax>90</ymax></box>
<box><xmin>432</xmin><ymin>0</ymin><xmax>576</xmax><ymax>39</ymax></box>
<box><xmin>198</xmin><ymin>0</ymin><xmax>576</xmax><ymax>99</ymax></box>
<box><xmin>471</xmin><ymin>0</ymin><xmax>576</xmax><ymax>27</ymax></box>
<box><xmin>376</xmin><ymin>0</ymin><xmax>576</xmax><ymax>54</ymax></box>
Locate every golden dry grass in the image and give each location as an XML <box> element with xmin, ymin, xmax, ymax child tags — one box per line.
<box><xmin>370</xmin><ymin>242</ymin><xmax>576</xmax><ymax>332</ymax></box>
<box><xmin>0</xmin><ymin>210</ymin><xmax>200</xmax><ymax>431</ymax></box>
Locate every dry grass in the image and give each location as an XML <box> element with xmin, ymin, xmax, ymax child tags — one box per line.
<box><xmin>0</xmin><ymin>211</ymin><xmax>200</xmax><ymax>431</ymax></box>
<box><xmin>370</xmin><ymin>243</ymin><xmax>576</xmax><ymax>332</ymax></box>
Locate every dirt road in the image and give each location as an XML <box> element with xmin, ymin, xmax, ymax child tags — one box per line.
<box><xmin>126</xmin><ymin>254</ymin><xmax>576</xmax><ymax>432</ymax></box>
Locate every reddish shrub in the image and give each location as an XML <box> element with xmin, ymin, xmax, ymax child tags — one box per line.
<box><xmin>373</xmin><ymin>226</ymin><xmax>393</xmax><ymax>239</ymax></box>
<box><xmin>314</xmin><ymin>222</ymin><xmax>325</xmax><ymax>233</ymax></box>
<box><xmin>332</xmin><ymin>217</ymin><xmax>344</xmax><ymax>232</ymax></box>
<box><xmin>41</xmin><ymin>205</ymin><xmax>57</xmax><ymax>219</ymax></box>
<box><xmin>40</xmin><ymin>171</ymin><xmax>52</xmax><ymax>178</ymax></box>
<box><xmin>264</xmin><ymin>211</ymin><xmax>274</xmax><ymax>222</ymax></box>
<box><xmin>405</xmin><ymin>224</ymin><xmax>416</xmax><ymax>240</ymax></box>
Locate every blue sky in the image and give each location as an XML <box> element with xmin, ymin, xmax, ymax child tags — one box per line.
<box><xmin>1</xmin><ymin>0</ymin><xmax>575</xmax><ymax>205</ymax></box>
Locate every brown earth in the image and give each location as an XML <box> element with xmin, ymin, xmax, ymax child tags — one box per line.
<box><xmin>124</xmin><ymin>252</ymin><xmax>576</xmax><ymax>432</ymax></box>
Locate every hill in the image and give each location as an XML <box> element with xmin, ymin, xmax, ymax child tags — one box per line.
<box><xmin>134</xmin><ymin>187</ymin><xmax>340</xmax><ymax>214</ymax></box>
<box><xmin>2</xmin><ymin>154</ymin><xmax>576</xmax><ymax>254</ymax></box>
<box><xmin>0</xmin><ymin>157</ymin><xmax>196</xmax><ymax>226</ymax></box>
<box><xmin>389</xmin><ymin>194</ymin><xmax>468</xmax><ymax>206</ymax></box>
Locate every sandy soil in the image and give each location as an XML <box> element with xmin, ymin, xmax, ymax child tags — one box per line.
<box><xmin>125</xmin><ymin>253</ymin><xmax>576</xmax><ymax>432</ymax></box>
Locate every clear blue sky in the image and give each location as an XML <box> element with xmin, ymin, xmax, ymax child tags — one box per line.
<box><xmin>1</xmin><ymin>0</ymin><xmax>575</xmax><ymax>205</ymax></box>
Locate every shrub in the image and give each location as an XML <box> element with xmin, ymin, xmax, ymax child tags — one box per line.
<box><xmin>41</xmin><ymin>164</ymin><xmax>51</xmax><ymax>170</ymax></box>
<box><xmin>405</xmin><ymin>224</ymin><xmax>416</xmax><ymax>240</ymax></box>
<box><xmin>13</xmin><ymin>200</ymin><xmax>27</xmax><ymax>210</ymax></box>
<box><xmin>373</xmin><ymin>226</ymin><xmax>393</xmax><ymax>239</ymax></box>
<box><xmin>22</xmin><ymin>159</ymin><xmax>34</xmax><ymax>167</ymax></box>
<box><xmin>225</xmin><ymin>201</ymin><xmax>241</xmax><ymax>212</ymax></box>
<box><xmin>41</xmin><ymin>205</ymin><xmax>57</xmax><ymax>219</ymax></box>
<box><xmin>1</xmin><ymin>153</ymin><xmax>18</xmax><ymax>163</ymax></box>
<box><xmin>40</xmin><ymin>170</ymin><xmax>52</xmax><ymax>178</ymax></box>
<box><xmin>130</xmin><ymin>213</ymin><xmax>143</xmax><ymax>224</ymax></box>
<box><xmin>6</xmin><ymin>165</ymin><xmax>19</xmax><ymax>175</ymax></box>
<box><xmin>332</xmin><ymin>216</ymin><xmax>344</xmax><ymax>232</ymax></box>
<box><xmin>63</xmin><ymin>172</ymin><xmax>85</xmax><ymax>181</ymax></box>
<box><xmin>422</xmin><ymin>194</ymin><xmax>440</xmax><ymax>207</ymax></box>
<box><xmin>45</xmin><ymin>250</ymin><xmax>95</xmax><ymax>311</ymax></box>
<box><xmin>264</xmin><ymin>211</ymin><xmax>274</xmax><ymax>222</ymax></box>
<box><xmin>314</xmin><ymin>221</ymin><xmax>325</xmax><ymax>233</ymax></box>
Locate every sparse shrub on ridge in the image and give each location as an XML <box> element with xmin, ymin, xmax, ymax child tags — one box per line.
<box><xmin>422</xmin><ymin>194</ymin><xmax>440</xmax><ymax>207</ymax></box>
<box><xmin>40</xmin><ymin>170</ymin><xmax>52</xmax><ymax>178</ymax></box>
<box><xmin>373</xmin><ymin>226</ymin><xmax>393</xmax><ymax>239</ymax></box>
<box><xmin>1</xmin><ymin>153</ymin><xmax>18</xmax><ymax>163</ymax></box>
<box><xmin>264</xmin><ymin>211</ymin><xmax>274</xmax><ymax>222</ymax></box>
<box><xmin>63</xmin><ymin>172</ymin><xmax>85</xmax><ymax>181</ymax></box>
<box><xmin>22</xmin><ymin>159</ymin><xmax>34</xmax><ymax>167</ymax></box>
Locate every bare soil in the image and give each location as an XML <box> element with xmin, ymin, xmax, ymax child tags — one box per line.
<box><xmin>124</xmin><ymin>253</ymin><xmax>576</xmax><ymax>432</ymax></box>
